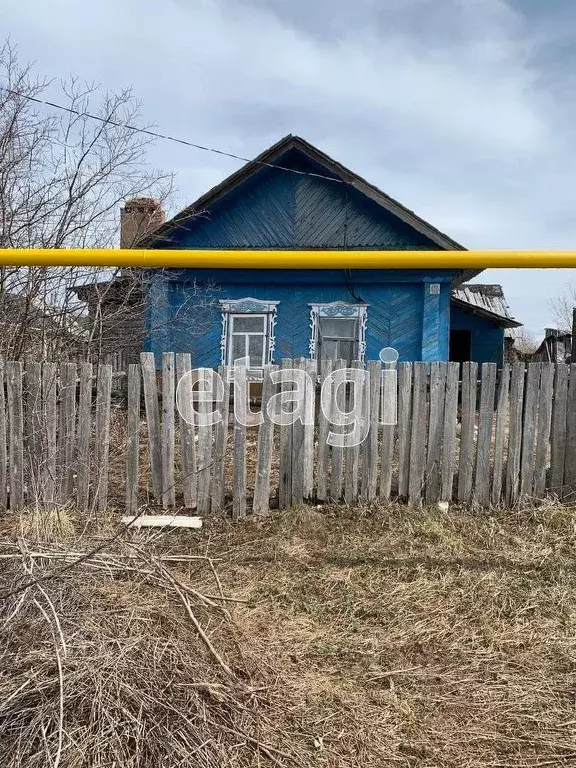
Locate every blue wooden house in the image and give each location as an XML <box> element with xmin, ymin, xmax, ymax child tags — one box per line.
<box><xmin>95</xmin><ymin>136</ymin><xmax>521</xmax><ymax>370</ymax></box>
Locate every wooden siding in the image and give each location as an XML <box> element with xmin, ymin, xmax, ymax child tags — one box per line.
<box><xmin>145</xmin><ymin>270</ymin><xmax>454</xmax><ymax>366</ymax></box>
<box><xmin>165</xmin><ymin>148</ymin><xmax>445</xmax><ymax>251</ymax></box>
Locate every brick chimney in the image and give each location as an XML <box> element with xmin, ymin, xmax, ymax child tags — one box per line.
<box><xmin>120</xmin><ymin>197</ymin><xmax>165</xmax><ymax>248</ymax></box>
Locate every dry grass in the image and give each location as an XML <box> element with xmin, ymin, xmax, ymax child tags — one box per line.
<box><xmin>1</xmin><ymin>502</ymin><xmax>576</xmax><ymax>766</ymax></box>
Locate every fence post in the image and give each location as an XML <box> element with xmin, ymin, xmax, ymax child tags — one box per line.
<box><xmin>425</xmin><ymin>362</ymin><xmax>447</xmax><ymax>504</ymax></box>
<box><xmin>408</xmin><ymin>362</ymin><xmax>428</xmax><ymax>505</ymax></box>
<box><xmin>506</xmin><ymin>363</ymin><xmax>525</xmax><ymax>506</ymax></box>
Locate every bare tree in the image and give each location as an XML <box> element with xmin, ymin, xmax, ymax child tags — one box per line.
<box><xmin>550</xmin><ymin>283</ymin><xmax>576</xmax><ymax>332</ymax></box>
<box><xmin>0</xmin><ymin>39</ymin><xmax>174</xmax><ymax>359</ymax></box>
<box><xmin>514</xmin><ymin>327</ymin><xmax>539</xmax><ymax>357</ymax></box>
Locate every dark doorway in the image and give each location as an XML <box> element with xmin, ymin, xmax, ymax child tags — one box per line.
<box><xmin>450</xmin><ymin>329</ymin><xmax>472</xmax><ymax>362</ymax></box>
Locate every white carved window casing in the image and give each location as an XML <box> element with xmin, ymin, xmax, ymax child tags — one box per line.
<box><xmin>309</xmin><ymin>302</ymin><xmax>368</xmax><ymax>364</ymax></box>
<box><xmin>220</xmin><ymin>298</ymin><xmax>279</xmax><ymax>373</ymax></box>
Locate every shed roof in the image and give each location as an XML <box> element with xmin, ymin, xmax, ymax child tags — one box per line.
<box><xmin>143</xmin><ymin>134</ymin><xmax>478</xmax><ymax>285</ymax></box>
<box><xmin>451</xmin><ymin>283</ymin><xmax>522</xmax><ymax>330</ymax></box>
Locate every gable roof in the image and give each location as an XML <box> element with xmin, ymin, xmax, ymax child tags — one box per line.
<box><xmin>143</xmin><ymin>134</ymin><xmax>478</xmax><ymax>284</ymax></box>
<box><xmin>451</xmin><ymin>284</ymin><xmax>522</xmax><ymax>329</ymax></box>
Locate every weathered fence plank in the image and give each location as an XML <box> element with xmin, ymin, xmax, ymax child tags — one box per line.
<box><xmin>279</xmin><ymin>358</ymin><xmax>293</xmax><ymax>509</ymax></box>
<box><xmin>330</xmin><ymin>359</ymin><xmax>346</xmax><ymax>501</ymax></box>
<box><xmin>196</xmin><ymin>370</ymin><xmax>214</xmax><ymax>515</ymax></box>
<box><xmin>211</xmin><ymin>365</ymin><xmax>230</xmax><ymax>514</ymax></box>
<box><xmin>126</xmin><ymin>364</ymin><xmax>140</xmax><ymax>514</ymax></box>
<box><xmin>6</xmin><ymin>361</ymin><xmax>24</xmax><ymax>509</ymax></box>
<box><xmin>303</xmin><ymin>358</ymin><xmax>316</xmax><ymax>499</ymax></box>
<box><xmin>474</xmin><ymin>363</ymin><xmax>497</xmax><ymax>507</ymax></box>
<box><xmin>94</xmin><ymin>364</ymin><xmax>112</xmax><ymax>512</ymax></box>
<box><xmin>564</xmin><ymin>364</ymin><xmax>576</xmax><ymax>491</ymax></box>
<box><xmin>175</xmin><ymin>353</ymin><xmax>197</xmax><ymax>509</ymax></box>
<box><xmin>533</xmin><ymin>363</ymin><xmax>555</xmax><ymax>498</ymax></box>
<box><xmin>24</xmin><ymin>361</ymin><xmax>42</xmax><ymax>503</ymax></box>
<box><xmin>161</xmin><ymin>352</ymin><xmax>176</xmax><ymax>508</ymax></box>
<box><xmin>440</xmin><ymin>362</ymin><xmax>459</xmax><ymax>502</ymax></box>
<box><xmin>140</xmin><ymin>352</ymin><xmax>162</xmax><ymax>502</ymax></box>
<box><xmin>344</xmin><ymin>361</ymin><xmax>363</xmax><ymax>504</ymax></box>
<box><xmin>361</xmin><ymin>360</ymin><xmax>380</xmax><ymax>500</ymax></box>
<box><xmin>253</xmin><ymin>365</ymin><xmax>276</xmax><ymax>515</ymax></box>
<box><xmin>232</xmin><ymin>366</ymin><xmax>247</xmax><ymax>520</ymax></box>
<box><xmin>550</xmin><ymin>363</ymin><xmax>569</xmax><ymax>494</ymax></box>
<box><xmin>408</xmin><ymin>362</ymin><xmax>428</xmax><ymax>505</ymax></box>
<box><xmin>292</xmin><ymin>358</ymin><xmax>306</xmax><ymax>506</ymax></box>
<box><xmin>457</xmin><ymin>361</ymin><xmax>478</xmax><ymax>504</ymax></box>
<box><xmin>425</xmin><ymin>362</ymin><xmax>447</xmax><ymax>504</ymax></box>
<box><xmin>317</xmin><ymin>359</ymin><xmax>333</xmax><ymax>502</ymax></box>
<box><xmin>76</xmin><ymin>362</ymin><xmax>93</xmax><ymax>511</ymax></box>
<box><xmin>42</xmin><ymin>362</ymin><xmax>57</xmax><ymax>505</ymax></box>
<box><xmin>519</xmin><ymin>363</ymin><xmax>541</xmax><ymax>499</ymax></box>
<box><xmin>491</xmin><ymin>364</ymin><xmax>510</xmax><ymax>506</ymax></box>
<box><xmin>0</xmin><ymin>360</ymin><xmax>7</xmax><ymax>510</ymax></box>
<box><xmin>379</xmin><ymin>363</ymin><xmax>396</xmax><ymax>501</ymax></box>
<box><xmin>58</xmin><ymin>363</ymin><xmax>77</xmax><ymax>503</ymax></box>
<box><xmin>506</xmin><ymin>363</ymin><xmax>526</xmax><ymax>506</ymax></box>
<box><xmin>397</xmin><ymin>363</ymin><xmax>413</xmax><ymax>499</ymax></box>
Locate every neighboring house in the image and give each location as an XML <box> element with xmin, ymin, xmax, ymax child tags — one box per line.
<box><xmin>75</xmin><ymin>135</ymin><xmax>522</xmax><ymax>370</ymax></box>
<box><xmin>531</xmin><ymin>328</ymin><xmax>572</xmax><ymax>363</ymax></box>
<box><xmin>0</xmin><ymin>292</ymin><xmax>85</xmax><ymax>360</ymax></box>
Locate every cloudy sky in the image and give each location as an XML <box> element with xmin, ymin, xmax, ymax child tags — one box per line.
<box><xmin>3</xmin><ymin>0</ymin><xmax>576</xmax><ymax>336</ymax></box>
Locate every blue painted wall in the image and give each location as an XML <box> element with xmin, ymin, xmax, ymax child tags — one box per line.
<box><xmin>145</xmin><ymin>268</ymin><xmax>453</xmax><ymax>365</ymax></box>
<box><xmin>450</xmin><ymin>305</ymin><xmax>505</xmax><ymax>366</ymax></box>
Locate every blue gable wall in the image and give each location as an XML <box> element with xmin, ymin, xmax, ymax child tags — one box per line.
<box><xmin>146</xmin><ymin>146</ymin><xmax>459</xmax><ymax>365</ymax></box>
<box><xmin>156</xmin><ymin>149</ymin><xmax>444</xmax><ymax>251</ymax></box>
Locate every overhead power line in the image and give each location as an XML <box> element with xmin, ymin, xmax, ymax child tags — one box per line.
<box><xmin>0</xmin><ymin>86</ymin><xmax>348</xmax><ymax>185</ymax></box>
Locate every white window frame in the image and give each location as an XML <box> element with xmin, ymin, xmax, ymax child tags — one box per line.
<box><xmin>309</xmin><ymin>302</ymin><xmax>368</xmax><ymax>363</ymax></box>
<box><xmin>220</xmin><ymin>298</ymin><xmax>279</xmax><ymax>375</ymax></box>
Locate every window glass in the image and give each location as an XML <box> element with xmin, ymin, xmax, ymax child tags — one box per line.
<box><xmin>232</xmin><ymin>315</ymin><xmax>265</xmax><ymax>333</ymax></box>
<box><xmin>248</xmin><ymin>334</ymin><xmax>265</xmax><ymax>366</ymax></box>
<box><xmin>319</xmin><ymin>317</ymin><xmax>356</xmax><ymax>339</ymax></box>
<box><xmin>231</xmin><ymin>335</ymin><xmax>246</xmax><ymax>362</ymax></box>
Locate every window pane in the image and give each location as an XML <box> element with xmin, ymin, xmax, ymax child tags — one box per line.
<box><xmin>340</xmin><ymin>341</ymin><xmax>355</xmax><ymax>365</ymax></box>
<box><xmin>233</xmin><ymin>315</ymin><xmax>265</xmax><ymax>333</ymax></box>
<box><xmin>320</xmin><ymin>317</ymin><xmax>356</xmax><ymax>339</ymax></box>
<box><xmin>231</xmin><ymin>335</ymin><xmax>245</xmax><ymax>362</ymax></box>
<box><xmin>248</xmin><ymin>334</ymin><xmax>265</xmax><ymax>366</ymax></box>
<box><xmin>320</xmin><ymin>339</ymin><xmax>339</xmax><ymax>361</ymax></box>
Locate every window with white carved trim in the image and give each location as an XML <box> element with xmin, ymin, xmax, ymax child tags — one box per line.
<box><xmin>309</xmin><ymin>302</ymin><xmax>368</xmax><ymax>364</ymax></box>
<box><xmin>228</xmin><ymin>314</ymin><xmax>267</xmax><ymax>367</ymax></box>
<box><xmin>220</xmin><ymin>298</ymin><xmax>279</xmax><ymax>374</ymax></box>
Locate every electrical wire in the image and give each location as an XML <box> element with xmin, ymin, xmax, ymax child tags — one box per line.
<box><xmin>0</xmin><ymin>86</ymin><xmax>349</xmax><ymax>186</ymax></box>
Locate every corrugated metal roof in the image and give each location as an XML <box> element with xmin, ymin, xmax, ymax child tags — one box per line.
<box><xmin>451</xmin><ymin>283</ymin><xmax>522</xmax><ymax>331</ymax></box>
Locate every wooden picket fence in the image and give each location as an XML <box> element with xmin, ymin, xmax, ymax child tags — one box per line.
<box><xmin>0</xmin><ymin>353</ymin><xmax>575</xmax><ymax>515</ymax></box>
